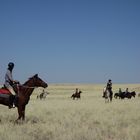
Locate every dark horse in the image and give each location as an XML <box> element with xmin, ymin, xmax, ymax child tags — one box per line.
<box><xmin>71</xmin><ymin>91</ymin><xmax>82</xmax><ymax>100</ymax></box>
<box><xmin>114</xmin><ymin>91</ymin><xmax>136</xmax><ymax>99</ymax></box>
<box><xmin>0</xmin><ymin>74</ymin><xmax>48</xmax><ymax>121</ymax></box>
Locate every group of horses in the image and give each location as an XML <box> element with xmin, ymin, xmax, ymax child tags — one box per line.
<box><xmin>103</xmin><ymin>86</ymin><xmax>136</xmax><ymax>103</ymax></box>
<box><xmin>36</xmin><ymin>90</ymin><xmax>49</xmax><ymax>100</ymax></box>
<box><xmin>37</xmin><ymin>89</ymin><xmax>82</xmax><ymax>100</ymax></box>
<box><xmin>0</xmin><ymin>75</ymin><xmax>138</xmax><ymax>121</ymax></box>
<box><xmin>0</xmin><ymin>74</ymin><xmax>83</xmax><ymax>122</ymax></box>
<box><xmin>114</xmin><ymin>91</ymin><xmax>136</xmax><ymax>99</ymax></box>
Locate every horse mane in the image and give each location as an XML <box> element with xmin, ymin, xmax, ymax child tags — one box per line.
<box><xmin>23</xmin><ymin>74</ymin><xmax>38</xmax><ymax>86</ymax></box>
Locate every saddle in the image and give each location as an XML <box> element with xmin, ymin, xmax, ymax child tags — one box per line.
<box><xmin>0</xmin><ymin>87</ymin><xmax>11</xmax><ymax>98</ymax></box>
<box><xmin>0</xmin><ymin>87</ymin><xmax>17</xmax><ymax>108</ymax></box>
<box><xmin>0</xmin><ymin>88</ymin><xmax>11</xmax><ymax>95</ymax></box>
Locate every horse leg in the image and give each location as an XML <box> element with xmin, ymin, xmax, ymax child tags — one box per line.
<box><xmin>22</xmin><ymin>105</ymin><xmax>26</xmax><ymax>120</ymax></box>
<box><xmin>16</xmin><ymin>105</ymin><xmax>24</xmax><ymax>121</ymax></box>
<box><xmin>109</xmin><ymin>91</ymin><xmax>113</xmax><ymax>102</ymax></box>
<box><xmin>105</xmin><ymin>97</ymin><xmax>107</xmax><ymax>103</ymax></box>
<box><xmin>16</xmin><ymin>106</ymin><xmax>22</xmax><ymax>121</ymax></box>
<box><xmin>72</xmin><ymin>95</ymin><xmax>75</xmax><ymax>100</ymax></box>
<box><xmin>105</xmin><ymin>96</ymin><xmax>109</xmax><ymax>103</ymax></box>
<box><xmin>110</xmin><ymin>96</ymin><xmax>112</xmax><ymax>102</ymax></box>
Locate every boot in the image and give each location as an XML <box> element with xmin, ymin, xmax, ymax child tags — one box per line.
<box><xmin>13</xmin><ymin>95</ymin><xmax>18</xmax><ymax>107</ymax></box>
<box><xmin>8</xmin><ymin>95</ymin><xmax>15</xmax><ymax>109</ymax></box>
<box><xmin>8</xmin><ymin>95</ymin><xmax>18</xmax><ymax>109</ymax></box>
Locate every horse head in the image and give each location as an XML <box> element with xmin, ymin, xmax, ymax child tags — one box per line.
<box><xmin>131</xmin><ymin>91</ymin><xmax>136</xmax><ymax>97</ymax></box>
<box><xmin>23</xmin><ymin>74</ymin><xmax>48</xmax><ymax>89</ymax></box>
<box><xmin>30</xmin><ymin>74</ymin><xmax>48</xmax><ymax>88</ymax></box>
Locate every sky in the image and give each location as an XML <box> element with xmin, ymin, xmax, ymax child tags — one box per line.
<box><xmin>0</xmin><ymin>0</ymin><xmax>140</xmax><ymax>84</ymax></box>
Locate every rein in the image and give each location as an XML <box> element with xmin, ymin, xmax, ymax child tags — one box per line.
<box><xmin>14</xmin><ymin>84</ymin><xmax>37</xmax><ymax>89</ymax></box>
<box><xmin>21</xmin><ymin>85</ymin><xmax>37</xmax><ymax>89</ymax></box>
<box><xmin>21</xmin><ymin>76</ymin><xmax>39</xmax><ymax>89</ymax></box>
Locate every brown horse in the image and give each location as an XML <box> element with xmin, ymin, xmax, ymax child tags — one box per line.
<box><xmin>0</xmin><ymin>74</ymin><xmax>48</xmax><ymax>121</ymax></box>
<box><xmin>71</xmin><ymin>91</ymin><xmax>82</xmax><ymax>100</ymax></box>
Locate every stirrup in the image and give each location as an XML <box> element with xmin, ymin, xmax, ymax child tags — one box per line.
<box><xmin>13</xmin><ymin>104</ymin><xmax>16</xmax><ymax>108</ymax></box>
<box><xmin>8</xmin><ymin>104</ymin><xmax>15</xmax><ymax>109</ymax></box>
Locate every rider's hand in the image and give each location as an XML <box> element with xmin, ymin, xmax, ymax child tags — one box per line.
<box><xmin>13</xmin><ymin>80</ymin><xmax>20</xmax><ymax>84</ymax></box>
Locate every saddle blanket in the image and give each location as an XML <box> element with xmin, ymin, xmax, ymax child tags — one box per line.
<box><xmin>0</xmin><ymin>89</ymin><xmax>11</xmax><ymax>95</ymax></box>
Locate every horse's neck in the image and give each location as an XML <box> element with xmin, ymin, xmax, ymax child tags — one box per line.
<box><xmin>22</xmin><ymin>87</ymin><xmax>34</xmax><ymax>97</ymax></box>
<box><xmin>21</xmin><ymin>81</ymin><xmax>35</xmax><ymax>97</ymax></box>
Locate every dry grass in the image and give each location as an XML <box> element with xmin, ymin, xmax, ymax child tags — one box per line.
<box><xmin>0</xmin><ymin>84</ymin><xmax>140</xmax><ymax>140</ymax></box>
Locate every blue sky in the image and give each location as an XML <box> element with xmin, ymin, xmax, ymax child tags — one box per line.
<box><xmin>0</xmin><ymin>0</ymin><xmax>140</xmax><ymax>84</ymax></box>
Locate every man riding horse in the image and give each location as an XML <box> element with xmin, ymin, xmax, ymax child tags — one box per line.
<box><xmin>4</xmin><ymin>62</ymin><xmax>19</xmax><ymax>108</ymax></box>
<box><xmin>0</xmin><ymin>62</ymin><xmax>48</xmax><ymax>121</ymax></box>
<box><xmin>71</xmin><ymin>88</ymin><xmax>82</xmax><ymax>99</ymax></box>
<box><xmin>103</xmin><ymin>79</ymin><xmax>113</xmax><ymax>101</ymax></box>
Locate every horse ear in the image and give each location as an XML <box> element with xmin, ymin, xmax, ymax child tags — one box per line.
<box><xmin>34</xmin><ymin>74</ymin><xmax>38</xmax><ymax>77</ymax></box>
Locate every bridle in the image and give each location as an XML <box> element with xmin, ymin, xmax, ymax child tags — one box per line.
<box><xmin>22</xmin><ymin>76</ymin><xmax>38</xmax><ymax>89</ymax></box>
<box><xmin>15</xmin><ymin>76</ymin><xmax>38</xmax><ymax>90</ymax></box>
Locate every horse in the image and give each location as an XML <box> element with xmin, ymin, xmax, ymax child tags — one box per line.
<box><xmin>114</xmin><ymin>91</ymin><xmax>136</xmax><ymax>99</ymax></box>
<box><xmin>123</xmin><ymin>91</ymin><xmax>136</xmax><ymax>99</ymax></box>
<box><xmin>114</xmin><ymin>92</ymin><xmax>124</xmax><ymax>99</ymax></box>
<box><xmin>37</xmin><ymin>90</ymin><xmax>49</xmax><ymax>100</ymax></box>
<box><xmin>114</xmin><ymin>93</ymin><xmax>119</xmax><ymax>99</ymax></box>
<box><xmin>114</xmin><ymin>92</ymin><xmax>126</xmax><ymax>99</ymax></box>
<box><xmin>71</xmin><ymin>91</ymin><xmax>82</xmax><ymax>100</ymax></box>
<box><xmin>103</xmin><ymin>87</ymin><xmax>113</xmax><ymax>103</ymax></box>
<box><xmin>0</xmin><ymin>74</ymin><xmax>48</xmax><ymax>121</ymax></box>
<box><xmin>130</xmin><ymin>91</ymin><xmax>136</xmax><ymax>98</ymax></box>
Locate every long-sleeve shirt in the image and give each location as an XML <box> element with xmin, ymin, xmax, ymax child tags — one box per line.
<box><xmin>4</xmin><ymin>69</ymin><xmax>14</xmax><ymax>87</ymax></box>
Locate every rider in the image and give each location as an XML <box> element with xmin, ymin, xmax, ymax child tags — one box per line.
<box><xmin>125</xmin><ymin>88</ymin><xmax>129</xmax><ymax>95</ymax></box>
<box><xmin>106</xmin><ymin>79</ymin><xmax>113</xmax><ymax>97</ymax></box>
<box><xmin>119</xmin><ymin>88</ymin><xmax>122</xmax><ymax>94</ymax></box>
<box><xmin>4</xmin><ymin>62</ymin><xmax>19</xmax><ymax>108</ymax></box>
<box><xmin>75</xmin><ymin>88</ymin><xmax>79</xmax><ymax>94</ymax></box>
